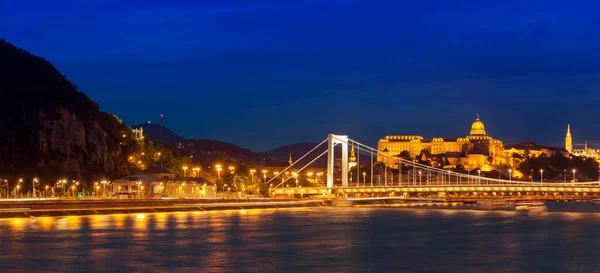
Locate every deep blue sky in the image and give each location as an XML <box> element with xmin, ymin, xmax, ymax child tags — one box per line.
<box><xmin>2</xmin><ymin>0</ymin><xmax>600</xmax><ymax>151</ymax></box>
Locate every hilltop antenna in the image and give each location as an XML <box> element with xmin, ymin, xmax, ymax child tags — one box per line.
<box><xmin>160</xmin><ymin>113</ymin><xmax>164</xmax><ymax>140</ymax></box>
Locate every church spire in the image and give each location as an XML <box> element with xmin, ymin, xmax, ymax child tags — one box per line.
<box><xmin>476</xmin><ymin>113</ymin><xmax>480</xmax><ymax>120</ymax></box>
<box><xmin>566</xmin><ymin>124</ymin><xmax>573</xmax><ymax>154</ymax></box>
<box><xmin>288</xmin><ymin>153</ymin><xmax>293</xmax><ymax>166</ymax></box>
<box><xmin>350</xmin><ymin>143</ymin><xmax>356</xmax><ymax>163</ymax></box>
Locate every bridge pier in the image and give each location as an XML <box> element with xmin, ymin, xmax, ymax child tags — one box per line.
<box><xmin>327</xmin><ymin>134</ymin><xmax>349</xmax><ymax>193</ymax></box>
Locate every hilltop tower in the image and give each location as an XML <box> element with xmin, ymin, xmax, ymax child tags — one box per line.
<box><xmin>288</xmin><ymin>153</ymin><xmax>293</xmax><ymax>166</ymax></box>
<box><xmin>565</xmin><ymin>124</ymin><xmax>573</xmax><ymax>153</ymax></box>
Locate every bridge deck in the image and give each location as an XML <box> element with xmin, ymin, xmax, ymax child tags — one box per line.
<box><xmin>272</xmin><ymin>184</ymin><xmax>600</xmax><ymax>197</ymax></box>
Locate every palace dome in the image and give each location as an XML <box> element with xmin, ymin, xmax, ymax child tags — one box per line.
<box><xmin>470</xmin><ymin>115</ymin><xmax>486</xmax><ymax>135</ymax></box>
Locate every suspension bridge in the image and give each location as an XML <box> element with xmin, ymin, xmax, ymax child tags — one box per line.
<box><xmin>267</xmin><ymin>134</ymin><xmax>600</xmax><ymax>200</ymax></box>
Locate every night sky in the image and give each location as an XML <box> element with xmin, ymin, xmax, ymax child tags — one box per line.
<box><xmin>2</xmin><ymin>0</ymin><xmax>600</xmax><ymax>151</ymax></box>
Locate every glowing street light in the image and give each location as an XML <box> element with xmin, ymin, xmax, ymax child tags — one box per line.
<box><xmin>572</xmin><ymin>169</ymin><xmax>576</xmax><ymax>183</ymax></box>
<box><xmin>193</xmin><ymin>167</ymin><xmax>201</xmax><ymax>177</ymax></box>
<box><xmin>508</xmin><ymin>169</ymin><xmax>512</xmax><ymax>181</ymax></box>
<box><xmin>262</xmin><ymin>169</ymin><xmax>267</xmax><ymax>183</ymax></box>
<box><xmin>214</xmin><ymin>164</ymin><xmax>222</xmax><ymax>178</ymax></box>
<box><xmin>33</xmin><ymin>178</ymin><xmax>39</xmax><ymax>198</ymax></box>
<box><xmin>229</xmin><ymin>166</ymin><xmax>235</xmax><ymax>174</ymax></box>
<box><xmin>540</xmin><ymin>169</ymin><xmax>544</xmax><ymax>183</ymax></box>
<box><xmin>362</xmin><ymin>172</ymin><xmax>366</xmax><ymax>185</ymax></box>
<box><xmin>182</xmin><ymin>166</ymin><xmax>188</xmax><ymax>177</ymax></box>
<box><xmin>250</xmin><ymin>169</ymin><xmax>256</xmax><ymax>183</ymax></box>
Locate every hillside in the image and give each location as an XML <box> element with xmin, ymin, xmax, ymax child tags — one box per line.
<box><xmin>260</xmin><ymin>142</ymin><xmax>373</xmax><ymax>167</ymax></box>
<box><xmin>131</xmin><ymin>122</ymin><xmax>279</xmax><ymax>166</ymax></box>
<box><xmin>132</xmin><ymin>123</ymin><xmax>185</xmax><ymax>143</ymax></box>
<box><xmin>185</xmin><ymin>139</ymin><xmax>278</xmax><ymax>166</ymax></box>
<box><xmin>0</xmin><ymin>39</ymin><xmax>135</xmax><ymax>185</ymax></box>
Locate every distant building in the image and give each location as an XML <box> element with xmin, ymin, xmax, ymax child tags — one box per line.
<box><xmin>377</xmin><ymin>115</ymin><xmax>507</xmax><ymax>170</ymax></box>
<box><xmin>504</xmin><ymin>142</ymin><xmax>568</xmax><ymax>158</ymax></box>
<box><xmin>132</xmin><ymin>127</ymin><xmax>144</xmax><ymax>140</ymax></box>
<box><xmin>112</xmin><ymin>166</ymin><xmax>217</xmax><ymax>199</ymax></box>
<box><xmin>349</xmin><ymin>144</ymin><xmax>357</xmax><ymax>169</ymax></box>
<box><xmin>112</xmin><ymin>166</ymin><xmax>175</xmax><ymax>198</ymax></box>
<box><xmin>565</xmin><ymin>124</ymin><xmax>600</xmax><ymax>161</ymax></box>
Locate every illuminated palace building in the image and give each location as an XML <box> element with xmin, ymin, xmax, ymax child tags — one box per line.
<box><xmin>378</xmin><ymin>115</ymin><xmax>507</xmax><ymax>171</ymax></box>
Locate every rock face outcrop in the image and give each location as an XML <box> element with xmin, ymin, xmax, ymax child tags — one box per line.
<box><xmin>0</xmin><ymin>39</ymin><xmax>134</xmax><ymax>184</ymax></box>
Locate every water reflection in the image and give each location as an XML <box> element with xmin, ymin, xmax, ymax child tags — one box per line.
<box><xmin>1</xmin><ymin>206</ymin><xmax>600</xmax><ymax>272</ymax></box>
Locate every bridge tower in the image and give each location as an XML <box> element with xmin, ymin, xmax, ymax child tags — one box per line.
<box><xmin>327</xmin><ymin>134</ymin><xmax>349</xmax><ymax>189</ymax></box>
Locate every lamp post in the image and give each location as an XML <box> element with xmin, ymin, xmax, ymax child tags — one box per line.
<box><xmin>229</xmin><ymin>166</ymin><xmax>235</xmax><ymax>174</ymax></box>
<box><xmin>262</xmin><ymin>170</ymin><xmax>267</xmax><ymax>183</ymax></box>
<box><xmin>17</xmin><ymin>178</ymin><xmax>23</xmax><ymax>198</ymax></box>
<box><xmin>362</xmin><ymin>172</ymin><xmax>366</xmax><ymax>186</ymax></box>
<box><xmin>477</xmin><ymin>170</ymin><xmax>481</xmax><ymax>185</ymax></box>
<box><xmin>572</xmin><ymin>169</ymin><xmax>576</xmax><ymax>183</ymax></box>
<box><xmin>418</xmin><ymin>171</ymin><xmax>422</xmax><ymax>184</ymax></box>
<box><xmin>294</xmin><ymin>173</ymin><xmax>299</xmax><ymax>187</ymax></box>
<box><xmin>101</xmin><ymin>180</ymin><xmax>107</xmax><ymax>196</ymax></box>
<box><xmin>182</xmin><ymin>166</ymin><xmax>188</xmax><ymax>177</ymax></box>
<box><xmin>45</xmin><ymin>185</ymin><xmax>49</xmax><ymax>197</ymax></box>
<box><xmin>137</xmin><ymin>181</ymin><xmax>142</xmax><ymax>199</ymax></box>
<box><xmin>216</xmin><ymin>165</ymin><xmax>222</xmax><ymax>180</ymax></box>
<box><xmin>193</xmin><ymin>167</ymin><xmax>201</xmax><ymax>177</ymax></box>
<box><xmin>249</xmin><ymin>169</ymin><xmax>256</xmax><ymax>183</ymax></box>
<box><xmin>508</xmin><ymin>169</ymin><xmax>512</xmax><ymax>181</ymax></box>
<box><xmin>530</xmin><ymin>169</ymin><xmax>533</xmax><ymax>182</ymax></box>
<box><xmin>564</xmin><ymin>169</ymin><xmax>567</xmax><ymax>183</ymax></box>
<box><xmin>32</xmin><ymin>178</ymin><xmax>39</xmax><ymax>198</ymax></box>
<box><xmin>540</xmin><ymin>169</ymin><xmax>544</xmax><ymax>183</ymax></box>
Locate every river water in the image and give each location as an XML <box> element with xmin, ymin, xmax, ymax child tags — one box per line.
<box><xmin>1</xmin><ymin>203</ymin><xmax>600</xmax><ymax>273</ymax></box>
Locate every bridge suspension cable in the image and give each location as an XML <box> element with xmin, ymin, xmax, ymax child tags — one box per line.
<box><xmin>265</xmin><ymin>138</ymin><xmax>328</xmax><ymax>186</ymax></box>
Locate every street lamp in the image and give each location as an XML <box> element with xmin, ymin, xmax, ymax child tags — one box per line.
<box><xmin>262</xmin><ymin>169</ymin><xmax>267</xmax><ymax>183</ymax></box>
<box><xmin>193</xmin><ymin>167</ymin><xmax>201</xmax><ymax>177</ymax></box>
<box><xmin>45</xmin><ymin>185</ymin><xmax>49</xmax><ymax>197</ymax></box>
<box><xmin>572</xmin><ymin>169</ymin><xmax>576</xmax><ymax>183</ymax></box>
<box><xmin>564</xmin><ymin>169</ymin><xmax>567</xmax><ymax>183</ymax></box>
<box><xmin>530</xmin><ymin>169</ymin><xmax>533</xmax><ymax>182</ymax></box>
<box><xmin>250</xmin><ymin>169</ymin><xmax>256</xmax><ymax>183</ymax></box>
<box><xmin>540</xmin><ymin>169</ymin><xmax>544</xmax><ymax>183</ymax></box>
<box><xmin>17</xmin><ymin>178</ymin><xmax>23</xmax><ymax>198</ymax></box>
<box><xmin>216</xmin><ymin>165</ymin><xmax>222</xmax><ymax>180</ymax></box>
<box><xmin>182</xmin><ymin>166</ymin><xmax>188</xmax><ymax>177</ymax></box>
<box><xmin>418</xmin><ymin>171</ymin><xmax>422</xmax><ymax>183</ymax></box>
<box><xmin>229</xmin><ymin>166</ymin><xmax>235</xmax><ymax>174</ymax></box>
<box><xmin>362</xmin><ymin>172</ymin><xmax>366</xmax><ymax>186</ymax></box>
<box><xmin>33</xmin><ymin>178</ymin><xmax>39</xmax><ymax>198</ymax></box>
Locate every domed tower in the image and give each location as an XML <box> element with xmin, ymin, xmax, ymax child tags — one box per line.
<box><xmin>565</xmin><ymin>124</ymin><xmax>573</xmax><ymax>153</ymax></box>
<box><xmin>470</xmin><ymin>114</ymin><xmax>486</xmax><ymax>136</ymax></box>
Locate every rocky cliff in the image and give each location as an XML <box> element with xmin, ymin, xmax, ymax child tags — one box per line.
<box><xmin>0</xmin><ymin>39</ymin><xmax>135</xmax><ymax>185</ymax></box>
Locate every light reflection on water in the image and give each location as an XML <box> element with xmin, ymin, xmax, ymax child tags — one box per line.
<box><xmin>1</xmin><ymin>206</ymin><xmax>600</xmax><ymax>272</ymax></box>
